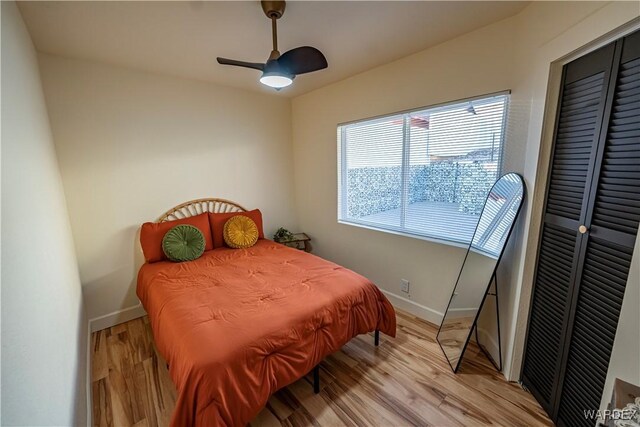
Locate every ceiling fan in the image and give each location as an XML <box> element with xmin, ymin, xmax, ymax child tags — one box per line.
<box><xmin>217</xmin><ymin>1</ymin><xmax>328</xmax><ymax>90</ymax></box>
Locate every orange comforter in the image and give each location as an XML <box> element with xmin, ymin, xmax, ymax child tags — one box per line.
<box><xmin>137</xmin><ymin>240</ymin><xmax>396</xmax><ymax>426</ymax></box>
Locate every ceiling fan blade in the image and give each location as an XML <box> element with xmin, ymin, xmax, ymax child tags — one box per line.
<box><xmin>217</xmin><ymin>57</ymin><xmax>265</xmax><ymax>72</ymax></box>
<box><xmin>277</xmin><ymin>46</ymin><xmax>327</xmax><ymax>75</ymax></box>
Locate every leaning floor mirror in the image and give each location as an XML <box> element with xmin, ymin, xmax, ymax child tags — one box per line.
<box><xmin>437</xmin><ymin>172</ymin><xmax>525</xmax><ymax>373</ymax></box>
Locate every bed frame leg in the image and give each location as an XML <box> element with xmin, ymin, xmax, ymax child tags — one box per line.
<box><xmin>313</xmin><ymin>365</ymin><xmax>320</xmax><ymax>394</ymax></box>
<box><xmin>374</xmin><ymin>329</ymin><xmax>380</xmax><ymax>347</ymax></box>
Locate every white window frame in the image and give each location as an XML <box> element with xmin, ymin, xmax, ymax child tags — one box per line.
<box><xmin>337</xmin><ymin>91</ymin><xmax>510</xmax><ymax>247</ymax></box>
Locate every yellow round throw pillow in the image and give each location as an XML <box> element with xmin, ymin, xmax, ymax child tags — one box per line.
<box><xmin>223</xmin><ymin>215</ymin><xmax>259</xmax><ymax>249</ymax></box>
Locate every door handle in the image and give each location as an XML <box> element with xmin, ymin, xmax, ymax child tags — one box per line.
<box><xmin>578</xmin><ymin>225</ymin><xmax>588</xmax><ymax>234</ymax></box>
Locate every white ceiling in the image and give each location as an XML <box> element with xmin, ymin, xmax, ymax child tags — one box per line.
<box><xmin>19</xmin><ymin>1</ymin><xmax>529</xmax><ymax>97</ymax></box>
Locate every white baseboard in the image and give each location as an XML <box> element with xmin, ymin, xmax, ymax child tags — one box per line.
<box><xmin>445</xmin><ymin>307</ymin><xmax>478</xmax><ymax>319</ymax></box>
<box><xmin>381</xmin><ymin>289</ymin><xmax>443</xmax><ymax>325</ymax></box>
<box><xmin>88</xmin><ymin>304</ymin><xmax>147</xmax><ymax>333</ymax></box>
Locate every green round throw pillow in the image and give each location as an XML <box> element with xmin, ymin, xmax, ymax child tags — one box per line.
<box><xmin>162</xmin><ymin>224</ymin><xmax>205</xmax><ymax>262</ymax></box>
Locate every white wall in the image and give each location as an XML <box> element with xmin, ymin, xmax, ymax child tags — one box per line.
<box><xmin>38</xmin><ymin>55</ymin><xmax>298</xmax><ymax>320</ymax></box>
<box><xmin>293</xmin><ymin>11</ymin><xmax>518</xmax><ymax>327</ymax></box>
<box><xmin>291</xmin><ymin>0</ymin><xmax>639</xmax><ymax>385</ymax></box>
<box><xmin>1</xmin><ymin>2</ymin><xmax>87</xmax><ymax>425</ymax></box>
<box><xmin>600</xmin><ymin>234</ymin><xmax>640</xmax><ymax>419</ymax></box>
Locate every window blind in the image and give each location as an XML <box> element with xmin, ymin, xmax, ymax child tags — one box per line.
<box><xmin>337</xmin><ymin>93</ymin><xmax>509</xmax><ymax>244</ymax></box>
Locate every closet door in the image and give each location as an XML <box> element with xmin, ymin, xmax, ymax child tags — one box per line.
<box><xmin>521</xmin><ymin>42</ymin><xmax>616</xmax><ymax>416</ymax></box>
<box><xmin>556</xmin><ymin>30</ymin><xmax>640</xmax><ymax>427</ymax></box>
<box><xmin>523</xmin><ymin>29</ymin><xmax>640</xmax><ymax>425</ymax></box>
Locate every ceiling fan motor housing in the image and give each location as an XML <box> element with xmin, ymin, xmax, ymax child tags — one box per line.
<box><xmin>261</xmin><ymin>1</ymin><xmax>286</xmax><ymax>19</ymax></box>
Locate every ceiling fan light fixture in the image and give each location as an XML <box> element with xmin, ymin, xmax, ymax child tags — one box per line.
<box><xmin>259</xmin><ymin>72</ymin><xmax>293</xmax><ymax>89</ymax></box>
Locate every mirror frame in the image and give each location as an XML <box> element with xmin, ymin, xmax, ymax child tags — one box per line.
<box><xmin>436</xmin><ymin>172</ymin><xmax>526</xmax><ymax>373</ymax></box>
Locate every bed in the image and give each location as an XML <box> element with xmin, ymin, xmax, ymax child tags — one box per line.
<box><xmin>137</xmin><ymin>198</ymin><xmax>397</xmax><ymax>426</ymax></box>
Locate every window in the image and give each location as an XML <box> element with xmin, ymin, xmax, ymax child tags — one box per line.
<box><xmin>337</xmin><ymin>93</ymin><xmax>509</xmax><ymax>245</ymax></box>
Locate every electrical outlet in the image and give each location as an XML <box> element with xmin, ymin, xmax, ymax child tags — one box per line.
<box><xmin>400</xmin><ymin>279</ymin><xmax>410</xmax><ymax>293</ymax></box>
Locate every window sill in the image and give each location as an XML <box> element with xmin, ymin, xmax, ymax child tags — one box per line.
<box><xmin>337</xmin><ymin>219</ymin><xmax>471</xmax><ymax>250</ymax></box>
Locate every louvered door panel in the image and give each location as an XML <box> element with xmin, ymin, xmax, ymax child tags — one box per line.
<box><xmin>592</xmin><ymin>56</ymin><xmax>640</xmax><ymax>236</ymax></box>
<box><xmin>547</xmin><ymin>72</ymin><xmax>605</xmax><ymax>220</ymax></box>
<box><xmin>557</xmin><ymin>239</ymin><xmax>633</xmax><ymax>426</ymax></box>
<box><xmin>521</xmin><ymin>224</ymin><xmax>575</xmax><ymax>409</ymax></box>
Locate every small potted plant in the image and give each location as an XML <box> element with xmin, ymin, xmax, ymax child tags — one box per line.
<box><xmin>273</xmin><ymin>227</ymin><xmax>295</xmax><ymax>243</ymax></box>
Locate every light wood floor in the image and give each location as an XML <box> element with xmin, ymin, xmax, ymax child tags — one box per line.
<box><xmin>436</xmin><ymin>316</ymin><xmax>476</xmax><ymax>368</ymax></box>
<box><xmin>91</xmin><ymin>310</ymin><xmax>552</xmax><ymax>426</ymax></box>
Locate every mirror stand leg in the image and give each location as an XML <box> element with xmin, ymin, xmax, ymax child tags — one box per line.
<box><xmin>475</xmin><ymin>274</ymin><xmax>503</xmax><ymax>372</ymax></box>
<box><xmin>495</xmin><ymin>275</ymin><xmax>503</xmax><ymax>371</ymax></box>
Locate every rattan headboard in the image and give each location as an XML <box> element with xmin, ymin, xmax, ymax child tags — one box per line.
<box><xmin>156</xmin><ymin>198</ymin><xmax>247</xmax><ymax>223</ymax></box>
<box><xmin>134</xmin><ymin>198</ymin><xmax>248</xmax><ymax>285</ymax></box>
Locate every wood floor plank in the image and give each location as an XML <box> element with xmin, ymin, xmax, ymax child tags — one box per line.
<box><xmin>320</xmin><ymin>381</ymin><xmax>371</xmax><ymax>426</ymax></box>
<box><xmin>92</xmin><ymin>378</ymin><xmax>112</xmax><ymax>427</ymax></box>
<box><xmin>92</xmin><ymin>330</ymin><xmax>109</xmax><ymax>382</ymax></box>
<box><xmin>127</xmin><ymin>317</ymin><xmax>153</xmax><ymax>365</ymax></box>
<box><xmin>250</xmin><ymin>406</ymin><xmax>282</xmax><ymax>427</ymax></box>
<box><xmin>106</xmin><ymin>370</ymin><xmax>135</xmax><ymax>427</ymax></box>
<box><xmin>91</xmin><ymin>309</ymin><xmax>552</xmax><ymax>427</ymax></box>
<box><xmin>111</xmin><ymin>323</ymin><xmax>128</xmax><ymax>336</ymax></box>
<box><xmin>286</xmin><ymin>379</ymin><xmax>346</xmax><ymax>427</ymax></box>
<box><xmin>270</xmin><ymin>387</ymin><xmax>301</xmax><ymax>421</ymax></box>
<box><xmin>133</xmin><ymin>360</ymin><xmax>158</xmax><ymax>427</ymax></box>
<box><xmin>438</xmin><ymin>394</ymin><xmax>494</xmax><ymax>426</ymax></box>
<box><xmin>105</xmin><ymin>332</ymin><xmax>138</xmax><ymax>426</ymax></box>
<box><xmin>142</xmin><ymin>352</ymin><xmax>175</xmax><ymax>426</ymax></box>
<box><xmin>326</xmin><ymin>360</ymin><xmax>446</xmax><ymax>427</ymax></box>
